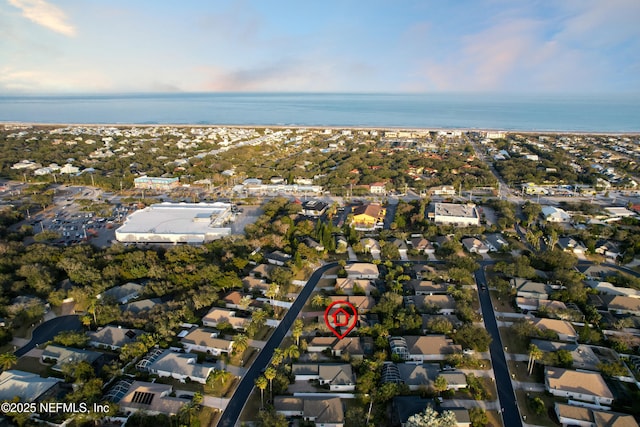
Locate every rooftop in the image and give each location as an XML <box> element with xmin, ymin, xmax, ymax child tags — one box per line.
<box><xmin>115</xmin><ymin>202</ymin><xmax>233</xmax><ymax>243</ymax></box>
<box><xmin>434</xmin><ymin>202</ymin><xmax>478</xmax><ymax>218</ymax></box>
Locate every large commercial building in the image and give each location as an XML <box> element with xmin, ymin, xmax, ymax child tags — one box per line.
<box><xmin>134</xmin><ymin>176</ymin><xmax>180</xmax><ymax>190</ymax></box>
<box><xmin>430</xmin><ymin>202</ymin><xmax>480</xmax><ymax>226</ymax></box>
<box><xmin>115</xmin><ymin>202</ymin><xmax>234</xmax><ymax>244</ymax></box>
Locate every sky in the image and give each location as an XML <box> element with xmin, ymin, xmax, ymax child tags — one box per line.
<box><xmin>1</xmin><ymin>0</ymin><xmax>639</xmax><ymax>94</ymax></box>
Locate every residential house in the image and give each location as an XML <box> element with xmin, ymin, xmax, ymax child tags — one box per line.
<box><xmin>242</xmin><ymin>276</ymin><xmax>270</xmax><ymax>295</ymax></box>
<box><xmin>588</xmin><ymin>282</ymin><xmax>640</xmax><ymax>298</ymax></box>
<box><xmin>301</xmin><ymin>236</ymin><xmax>324</xmax><ymax>251</ymax></box>
<box><xmin>443</xmin><ymin>408</ymin><xmax>472</xmax><ymax>427</ymax></box>
<box><xmin>334</xmin><ymin>278</ymin><xmax>376</xmax><ymax>296</ymax></box>
<box><xmin>439</xmin><ymin>371</ymin><xmax>468</xmax><ymax>391</ymax></box>
<box><xmin>360</xmin><ymin>238</ymin><xmax>381</xmax><ymax>258</ymax></box>
<box><xmin>604</xmin><ymin>295</ymin><xmax>640</xmax><ymax>316</ymax></box>
<box><xmin>545</xmin><ymin>367</ymin><xmax>614</xmax><ymax>405</ymax></box>
<box><xmin>413</xmin><ymin>294</ymin><xmax>456</xmax><ymax>315</ymax></box>
<box><xmin>558</xmin><ymin>237</ymin><xmax>587</xmax><ymax>255</ymax></box>
<box><xmin>512</xmin><ymin>278</ymin><xmax>552</xmax><ymax>300</ymax></box>
<box><xmin>394</xmin><ymin>363</ymin><xmax>438</xmax><ymax>391</ymax></box>
<box><xmin>461</xmin><ymin>238</ymin><xmax>489</xmax><ymax>254</ymax></box>
<box><xmin>249</xmin><ymin>264</ymin><xmax>274</xmax><ymax>279</ymax></box>
<box><xmin>180</xmin><ymin>327</ymin><xmax>234</xmax><ymax>356</ymax></box>
<box><xmin>578</xmin><ymin>265</ymin><xmax>618</xmax><ymax>281</ymax></box>
<box><xmin>351</xmin><ymin>203</ymin><xmax>386</xmax><ymax>230</ymax></box>
<box><xmin>369</xmin><ymin>182</ymin><xmax>387</xmax><ymax>195</ymax></box>
<box><xmin>392</xmin><ymin>397</ymin><xmax>435</xmax><ymax>427</ymax></box>
<box><xmin>292</xmin><ymin>364</ymin><xmax>356</xmax><ymax>391</ymax></box>
<box><xmin>99</xmin><ymin>282</ymin><xmax>143</xmax><ymax>304</ymax></box>
<box><xmin>390</xmin><ymin>335</ymin><xmax>462</xmax><ymax>362</ymax></box>
<box><xmin>530</xmin><ymin>340</ymin><xmax>600</xmax><ymax>371</ymax></box>
<box><xmin>532</xmin><ymin>318</ymin><xmax>578</xmax><ymax>342</ymax></box>
<box><xmin>392</xmin><ymin>238</ymin><xmax>409</xmax><ymax>258</ymax></box>
<box><xmin>331</xmin><ymin>336</ymin><xmax>371</xmax><ymax>359</ymax></box>
<box><xmin>542</xmin><ymin>206</ymin><xmax>572</xmax><ymax>223</ymax></box>
<box><xmin>413</xmin><ymin>264</ymin><xmax>438</xmax><ymax>280</ymax></box>
<box><xmin>410</xmin><ymin>280</ymin><xmax>449</xmax><ymax>295</ymax></box>
<box><xmin>265</xmin><ymin>250</ymin><xmax>292</xmax><ymax>266</ymax></box>
<box><xmin>344</xmin><ymin>263</ymin><xmax>379</xmax><ymax>279</ymax></box>
<box><xmin>223</xmin><ymin>291</ymin><xmax>252</xmax><ymax>310</ymax></box>
<box><xmin>329</xmin><ymin>295</ymin><xmax>375</xmax><ymax>313</ymax></box>
<box><xmin>516</xmin><ymin>298</ymin><xmax>567</xmax><ymax>312</ymax></box>
<box><xmin>0</xmin><ymin>370</ymin><xmax>61</xmax><ymax>402</ymax></box>
<box><xmin>307</xmin><ymin>337</ymin><xmax>338</xmax><ymax>353</ymax></box>
<box><xmin>274</xmin><ymin>397</ymin><xmax>344</xmax><ymax>427</ymax></box>
<box><xmin>594</xmin><ymin>240</ymin><xmax>623</xmax><ymax>259</ymax></box>
<box><xmin>41</xmin><ymin>345</ymin><xmax>102</xmax><ymax>372</ymax></box>
<box><xmin>117</xmin><ymin>380</ymin><xmax>189</xmax><ymax>416</ymax></box>
<box><xmin>411</xmin><ymin>237</ymin><xmax>435</xmax><ymax>254</ymax></box>
<box><xmin>484</xmin><ymin>233</ymin><xmax>509</xmax><ymax>252</ymax></box>
<box><xmin>137</xmin><ymin>349</ymin><xmax>216</xmax><ymax>384</ymax></box>
<box><xmin>301</xmin><ymin>200</ymin><xmax>328</xmax><ymax>217</ymax></box>
<box><xmin>88</xmin><ymin>326</ymin><xmax>144</xmax><ymax>350</ymax></box>
<box><xmin>421</xmin><ymin>315</ymin><xmax>461</xmax><ymax>335</ymax></box>
<box><xmin>202</xmin><ymin>308</ymin><xmax>249</xmax><ymax>330</ymax></box>
<box><xmin>122</xmin><ymin>298</ymin><xmax>161</xmax><ymax>314</ymax></box>
<box><xmin>554</xmin><ymin>403</ymin><xmax>639</xmax><ymax>427</ymax></box>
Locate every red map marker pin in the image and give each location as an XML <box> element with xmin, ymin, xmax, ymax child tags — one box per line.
<box><xmin>324</xmin><ymin>300</ymin><xmax>358</xmax><ymax>340</ymax></box>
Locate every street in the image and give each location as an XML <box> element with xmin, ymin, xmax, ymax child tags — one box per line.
<box><xmin>14</xmin><ymin>315</ymin><xmax>82</xmax><ymax>357</ymax></box>
<box><xmin>475</xmin><ymin>265</ymin><xmax>523</xmax><ymax>427</ymax></box>
<box><xmin>217</xmin><ymin>263</ymin><xmax>337</xmax><ymax>427</ymax></box>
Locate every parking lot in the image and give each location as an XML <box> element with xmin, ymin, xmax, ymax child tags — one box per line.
<box><xmin>231</xmin><ymin>205</ymin><xmax>262</xmax><ymax>234</ymax></box>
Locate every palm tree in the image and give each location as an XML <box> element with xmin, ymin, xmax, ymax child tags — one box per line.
<box><xmin>527</xmin><ymin>344</ymin><xmax>542</xmax><ymax>375</ymax></box>
<box><xmin>238</xmin><ymin>295</ymin><xmax>252</xmax><ymax>311</ymax></box>
<box><xmin>255</xmin><ymin>375</ymin><xmax>267</xmax><ymax>410</ymax></box>
<box><xmin>0</xmin><ymin>352</ymin><xmax>17</xmax><ymax>371</ymax></box>
<box><xmin>311</xmin><ymin>293</ymin><xmax>327</xmax><ymax>309</ymax></box>
<box><xmin>208</xmin><ymin>368</ymin><xmax>230</xmax><ymax>386</ymax></box>
<box><xmin>232</xmin><ymin>334</ymin><xmax>249</xmax><ymax>357</ymax></box>
<box><xmin>264</xmin><ymin>366</ymin><xmax>276</xmax><ymax>397</ymax></box>
<box><xmin>271</xmin><ymin>348</ymin><xmax>284</xmax><ymax>367</ymax></box>
<box><xmin>292</xmin><ymin>319</ymin><xmax>304</xmax><ymax>347</ymax></box>
<box><xmin>285</xmin><ymin>344</ymin><xmax>300</xmax><ymax>369</ymax></box>
<box><xmin>266</xmin><ymin>283</ymin><xmax>279</xmax><ymax>304</ymax></box>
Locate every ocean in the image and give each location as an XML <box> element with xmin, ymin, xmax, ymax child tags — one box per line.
<box><xmin>0</xmin><ymin>92</ymin><xmax>639</xmax><ymax>132</ymax></box>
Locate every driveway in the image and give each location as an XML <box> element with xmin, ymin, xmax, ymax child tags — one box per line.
<box><xmin>14</xmin><ymin>315</ymin><xmax>82</xmax><ymax>357</ymax></box>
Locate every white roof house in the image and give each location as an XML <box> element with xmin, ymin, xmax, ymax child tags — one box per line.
<box><xmin>542</xmin><ymin>206</ymin><xmax>571</xmax><ymax>223</ymax></box>
<box><xmin>137</xmin><ymin>349</ymin><xmax>215</xmax><ymax>384</ymax></box>
<box><xmin>0</xmin><ymin>370</ymin><xmax>61</xmax><ymax>402</ymax></box>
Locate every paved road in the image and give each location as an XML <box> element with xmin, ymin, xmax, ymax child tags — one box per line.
<box><xmin>475</xmin><ymin>266</ymin><xmax>523</xmax><ymax>427</ymax></box>
<box><xmin>217</xmin><ymin>263</ymin><xmax>336</xmax><ymax>427</ymax></box>
<box><xmin>14</xmin><ymin>315</ymin><xmax>82</xmax><ymax>357</ymax></box>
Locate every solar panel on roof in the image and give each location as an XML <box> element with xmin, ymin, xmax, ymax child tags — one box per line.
<box><xmin>125</xmin><ymin>330</ymin><xmax>137</xmax><ymax>339</ymax></box>
<box><xmin>131</xmin><ymin>391</ymin><xmax>155</xmax><ymax>405</ymax></box>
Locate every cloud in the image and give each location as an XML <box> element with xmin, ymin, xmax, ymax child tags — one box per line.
<box><xmin>8</xmin><ymin>0</ymin><xmax>76</xmax><ymax>36</ymax></box>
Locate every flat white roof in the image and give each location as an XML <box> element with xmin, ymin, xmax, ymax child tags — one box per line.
<box><xmin>115</xmin><ymin>202</ymin><xmax>233</xmax><ymax>243</ymax></box>
<box><xmin>434</xmin><ymin>202</ymin><xmax>478</xmax><ymax>218</ymax></box>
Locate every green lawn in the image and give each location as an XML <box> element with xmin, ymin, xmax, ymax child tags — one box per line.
<box><xmin>515</xmin><ymin>390</ymin><xmax>559</xmax><ymax>427</ymax></box>
<box><xmin>490</xmin><ymin>291</ymin><xmax>516</xmax><ymax>313</ymax></box>
<box><xmin>486</xmin><ymin>408</ymin><xmax>505</xmax><ymax>427</ymax></box>
<box><xmin>198</xmin><ymin>406</ymin><xmax>219</xmax><ymax>427</ymax></box>
<box><xmin>15</xmin><ymin>356</ymin><xmax>51</xmax><ymax>376</ymax></box>
<box><xmin>204</xmin><ymin>377</ymin><xmax>238</xmax><ymax>398</ymax></box>
<box><xmin>498</xmin><ymin>327</ymin><xmax>529</xmax><ymax>354</ymax></box>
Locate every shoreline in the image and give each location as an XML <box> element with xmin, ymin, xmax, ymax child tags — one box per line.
<box><xmin>2</xmin><ymin>121</ymin><xmax>640</xmax><ymax>136</ymax></box>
